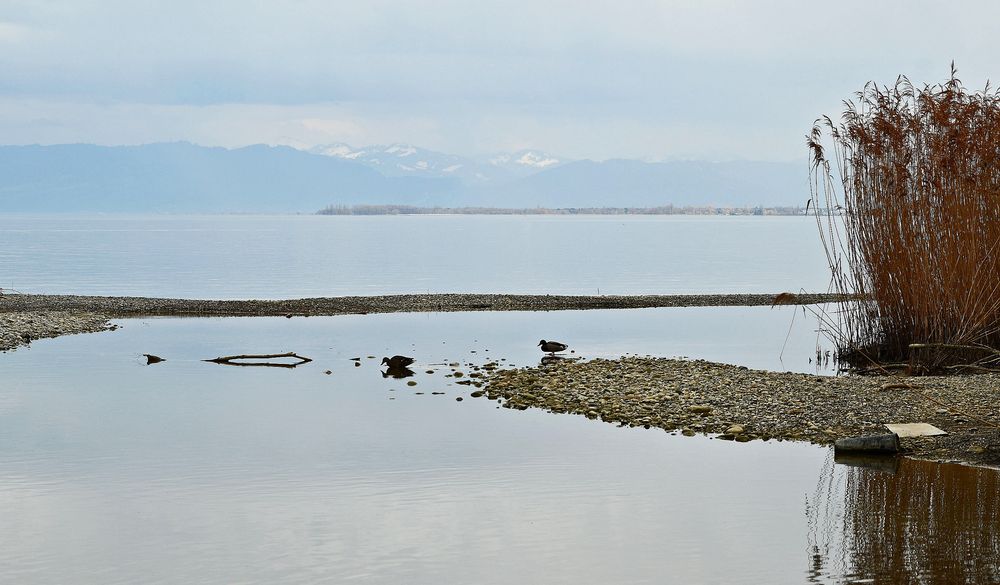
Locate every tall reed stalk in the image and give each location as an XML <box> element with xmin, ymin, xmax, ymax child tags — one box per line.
<box><xmin>808</xmin><ymin>67</ymin><xmax>1000</xmax><ymax>372</ymax></box>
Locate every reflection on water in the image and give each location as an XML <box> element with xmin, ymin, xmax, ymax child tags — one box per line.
<box><xmin>809</xmin><ymin>456</ymin><xmax>1000</xmax><ymax>583</ymax></box>
<box><xmin>0</xmin><ymin>313</ymin><xmax>995</xmax><ymax>583</ymax></box>
<box><xmin>381</xmin><ymin>365</ymin><xmax>415</xmax><ymax>378</ymax></box>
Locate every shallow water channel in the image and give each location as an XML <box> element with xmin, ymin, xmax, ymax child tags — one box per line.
<box><xmin>1</xmin><ymin>308</ymin><xmax>998</xmax><ymax>584</ymax></box>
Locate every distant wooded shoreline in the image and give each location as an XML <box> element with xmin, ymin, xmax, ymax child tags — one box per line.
<box><xmin>316</xmin><ymin>204</ymin><xmax>815</xmax><ymax>216</ymax></box>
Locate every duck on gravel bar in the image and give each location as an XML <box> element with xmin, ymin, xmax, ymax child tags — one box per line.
<box><xmin>381</xmin><ymin>355</ymin><xmax>415</xmax><ymax>368</ymax></box>
<box><xmin>538</xmin><ymin>340</ymin><xmax>568</xmax><ymax>354</ymax></box>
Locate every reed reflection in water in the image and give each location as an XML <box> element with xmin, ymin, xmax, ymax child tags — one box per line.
<box><xmin>808</xmin><ymin>455</ymin><xmax>1000</xmax><ymax>582</ymax></box>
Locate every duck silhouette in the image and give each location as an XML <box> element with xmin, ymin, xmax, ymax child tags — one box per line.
<box><xmin>381</xmin><ymin>355</ymin><xmax>415</xmax><ymax>368</ymax></box>
<box><xmin>538</xmin><ymin>340</ymin><xmax>568</xmax><ymax>354</ymax></box>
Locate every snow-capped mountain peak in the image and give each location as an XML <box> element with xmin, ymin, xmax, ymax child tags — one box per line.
<box><xmin>490</xmin><ymin>150</ymin><xmax>560</xmax><ymax>168</ymax></box>
<box><xmin>310</xmin><ymin>143</ymin><xmax>365</xmax><ymax>159</ymax></box>
<box><xmin>308</xmin><ymin>143</ymin><xmax>566</xmax><ymax>183</ymax></box>
<box><xmin>383</xmin><ymin>144</ymin><xmax>417</xmax><ymax>157</ymax></box>
<box><xmin>514</xmin><ymin>151</ymin><xmax>560</xmax><ymax>168</ymax></box>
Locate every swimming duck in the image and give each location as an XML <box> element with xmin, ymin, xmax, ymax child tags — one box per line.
<box><xmin>381</xmin><ymin>355</ymin><xmax>415</xmax><ymax>368</ymax></box>
<box><xmin>538</xmin><ymin>340</ymin><xmax>568</xmax><ymax>354</ymax></box>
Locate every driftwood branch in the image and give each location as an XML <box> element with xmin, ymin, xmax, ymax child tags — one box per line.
<box><xmin>915</xmin><ymin>390</ymin><xmax>1000</xmax><ymax>430</ymax></box>
<box><xmin>908</xmin><ymin>343</ymin><xmax>1000</xmax><ymax>356</ymax></box>
<box><xmin>855</xmin><ymin>363</ymin><xmax>909</xmax><ymax>375</ymax></box>
<box><xmin>942</xmin><ymin>364</ymin><xmax>1000</xmax><ymax>373</ymax></box>
<box><xmin>204</xmin><ymin>352</ymin><xmax>313</xmax><ymax>368</ymax></box>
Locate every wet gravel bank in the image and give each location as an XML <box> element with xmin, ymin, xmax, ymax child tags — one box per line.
<box><xmin>1</xmin><ymin>292</ymin><xmax>841</xmax><ymax>317</ymax></box>
<box><xmin>479</xmin><ymin>357</ymin><xmax>1000</xmax><ymax>467</ymax></box>
<box><xmin>0</xmin><ymin>311</ymin><xmax>115</xmax><ymax>351</ymax></box>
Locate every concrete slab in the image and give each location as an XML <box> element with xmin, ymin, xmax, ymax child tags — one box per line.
<box><xmin>885</xmin><ymin>423</ymin><xmax>948</xmax><ymax>438</ymax></box>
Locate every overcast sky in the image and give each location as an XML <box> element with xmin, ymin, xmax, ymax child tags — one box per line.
<box><xmin>0</xmin><ymin>0</ymin><xmax>996</xmax><ymax>160</ymax></box>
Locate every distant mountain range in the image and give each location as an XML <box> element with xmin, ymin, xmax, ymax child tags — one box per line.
<box><xmin>0</xmin><ymin>142</ymin><xmax>808</xmax><ymax>213</ymax></box>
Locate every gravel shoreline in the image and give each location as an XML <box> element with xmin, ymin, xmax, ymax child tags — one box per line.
<box><xmin>0</xmin><ymin>310</ymin><xmax>116</xmax><ymax>351</ymax></box>
<box><xmin>479</xmin><ymin>357</ymin><xmax>1000</xmax><ymax>467</ymax></box>
<box><xmin>0</xmin><ymin>292</ymin><xmax>842</xmax><ymax>317</ymax></box>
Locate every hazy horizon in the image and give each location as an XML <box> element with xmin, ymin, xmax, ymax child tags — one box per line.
<box><xmin>0</xmin><ymin>138</ymin><xmax>809</xmax><ymax>164</ymax></box>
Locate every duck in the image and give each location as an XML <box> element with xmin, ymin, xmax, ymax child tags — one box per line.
<box><xmin>381</xmin><ymin>355</ymin><xmax>415</xmax><ymax>368</ymax></box>
<box><xmin>538</xmin><ymin>339</ymin><xmax>568</xmax><ymax>354</ymax></box>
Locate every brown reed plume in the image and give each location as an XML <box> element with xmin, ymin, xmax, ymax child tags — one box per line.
<box><xmin>808</xmin><ymin>65</ymin><xmax>1000</xmax><ymax>372</ymax></box>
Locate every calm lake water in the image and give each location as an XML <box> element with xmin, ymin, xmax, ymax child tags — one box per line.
<box><xmin>1</xmin><ymin>312</ymin><xmax>998</xmax><ymax>584</ymax></box>
<box><xmin>0</xmin><ymin>214</ymin><xmax>832</xmax><ymax>298</ymax></box>
<box><xmin>2</xmin><ymin>214</ymin><xmax>997</xmax><ymax>583</ymax></box>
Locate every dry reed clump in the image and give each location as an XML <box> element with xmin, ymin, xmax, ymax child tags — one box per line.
<box><xmin>808</xmin><ymin>66</ymin><xmax>1000</xmax><ymax>373</ymax></box>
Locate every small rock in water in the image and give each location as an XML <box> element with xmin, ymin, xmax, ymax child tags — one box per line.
<box><xmin>407</xmin><ymin>381</ymin><xmax>417</xmax><ymax>386</ymax></box>
<box><xmin>455</xmin><ymin>397</ymin><xmax>463</xmax><ymax>402</ymax></box>
<box><xmin>681</xmin><ymin>429</ymin><xmax>696</xmax><ymax>437</ymax></box>
<box><xmin>725</xmin><ymin>424</ymin><xmax>744</xmax><ymax>435</ymax></box>
<box><xmin>324</xmin><ymin>370</ymin><xmax>332</xmax><ymax>375</ymax></box>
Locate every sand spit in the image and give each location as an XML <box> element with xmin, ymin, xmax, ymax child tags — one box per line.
<box><xmin>480</xmin><ymin>356</ymin><xmax>1000</xmax><ymax>467</ymax></box>
<box><xmin>0</xmin><ymin>310</ymin><xmax>115</xmax><ymax>351</ymax></box>
<box><xmin>1</xmin><ymin>292</ymin><xmax>842</xmax><ymax>317</ymax></box>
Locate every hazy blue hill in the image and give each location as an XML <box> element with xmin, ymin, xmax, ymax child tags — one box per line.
<box><xmin>0</xmin><ymin>143</ymin><xmax>460</xmax><ymax>212</ymax></box>
<box><xmin>477</xmin><ymin>159</ymin><xmax>807</xmax><ymax>208</ymax></box>
<box><xmin>0</xmin><ymin>142</ymin><xmax>806</xmax><ymax>212</ymax></box>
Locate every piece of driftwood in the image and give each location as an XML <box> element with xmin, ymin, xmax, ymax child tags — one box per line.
<box><xmin>834</xmin><ymin>433</ymin><xmax>900</xmax><ymax>454</ymax></box>
<box><xmin>143</xmin><ymin>353</ymin><xmax>165</xmax><ymax>365</ymax></box>
<box><xmin>204</xmin><ymin>352</ymin><xmax>313</xmax><ymax>368</ymax></box>
<box><xmin>908</xmin><ymin>342</ymin><xmax>1000</xmax><ymax>356</ymax></box>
